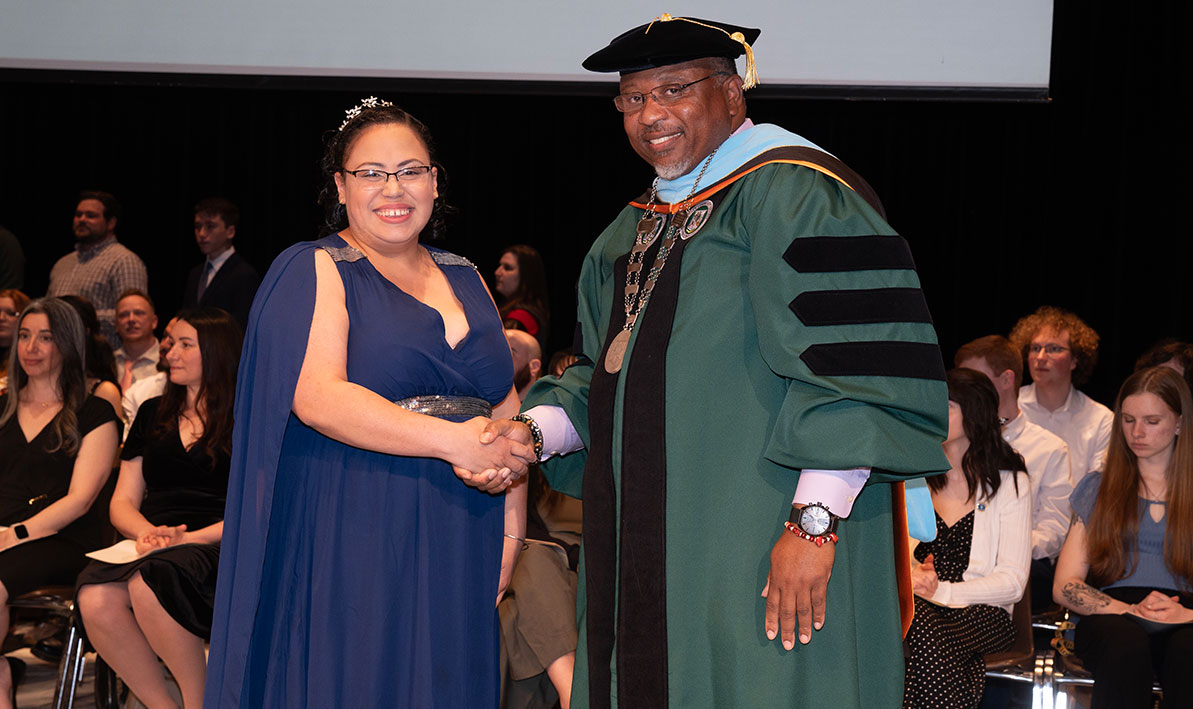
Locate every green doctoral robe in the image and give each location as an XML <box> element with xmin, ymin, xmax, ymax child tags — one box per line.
<box><xmin>523</xmin><ymin>146</ymin><xmax>949</xmax><ymax>708</ymax></box>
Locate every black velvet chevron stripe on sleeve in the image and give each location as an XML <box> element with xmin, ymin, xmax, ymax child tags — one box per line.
<box><xmin>783</xmin><ymin>235</ymin><xmax>917</xmax><ymax>273</ymax></box>
<box><xmin>800</xmin><ymin>341</ymin><xmax>947</xmax><ymax>380</ymax></box>
<box><xmin>789</xmin><ymin>288</ymin><xmax>933</xmax><ymax>326</ymax></box>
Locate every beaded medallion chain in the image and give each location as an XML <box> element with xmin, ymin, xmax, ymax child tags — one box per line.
<box><xmin>605</xmin><ymin>147</ymin><xmax>719</xmax><ymax>373</ymax></box>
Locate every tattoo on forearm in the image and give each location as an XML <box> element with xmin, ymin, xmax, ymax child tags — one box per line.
<box><xmin>1061</xmin><ymin>581</ymin><xmax>1113</xmax><ymax>613</ymax></box>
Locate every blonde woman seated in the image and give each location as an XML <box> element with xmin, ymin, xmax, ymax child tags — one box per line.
<box><xmin>903</xmin><ymin>368</ymin><xmax>1031</xmax><ymax>708</ymax></box>
<box><xmin>76</xmin><ymin>308</ymin><xmax>242</xmax><ymax>709</ymax></box>
<box><xmin>1053</xmin><ymin>366</ymin><xmax>1193</xmax><ymax>708</ymax></box>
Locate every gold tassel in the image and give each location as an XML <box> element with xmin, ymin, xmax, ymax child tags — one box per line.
<box><xmin>730</xmin><ymin>31</ymin><xmax>759</xmax><ymax>90</ymax></box>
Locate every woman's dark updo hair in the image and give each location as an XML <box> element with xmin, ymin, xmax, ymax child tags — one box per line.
<box><xmin>317</xmin><ymin>101</ymin><xmax>454</xmax><ymax>240</ymax></box>
<box><xmin>934</xmin><ymin>367</ymin><xmax>1026</xmax><ymax>501</ymax></box>
<box><xmin>59</xmin><ymin>294</ymin><xmax>118</xmax><ymax>383</ymax></box>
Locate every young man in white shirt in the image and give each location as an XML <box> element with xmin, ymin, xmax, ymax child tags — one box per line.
<box><xmin>956</xmin><ymin>334</ymin><xmax>1073</xmax><ymax>610</ymax></box>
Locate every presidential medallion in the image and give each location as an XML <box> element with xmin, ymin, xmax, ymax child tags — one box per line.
<box><xmin>604</xmin><ymin>329</ymin><xmax>631</xmax><ymax>373</ymax></box>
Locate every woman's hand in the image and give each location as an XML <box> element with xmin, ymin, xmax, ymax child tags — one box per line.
<box><xmin>450</xmin><ymin>417</ymin><xmax>535</xmax><ymax>492</ymax></box>
<box><xmin>133</xmin><ymin>524</ymin><xmax>188</xmax><ymax>554</ymax></box>
<box><xmin>911</xmin><ymin>553</ymin><xmax>939</xmax><ymax>599</ymax></box>
<box><xmin>1130</xmin><ymin>591</ymin><xmax>1193</xmax><ymax>624</ymax></box>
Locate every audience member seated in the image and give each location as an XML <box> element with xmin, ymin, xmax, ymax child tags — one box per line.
<box><xmin>60</xmin><ymin>295</ymin><xmax>124</xmax><ymax>421</ymax></box>
<box><xmin>903</xmin><ymin>368</ymin><xmax>1030</xmax><ymax>709</ymax></box>
<box><xmin>547</xmin><ymin>347</ymin><xmax>578</xmax><ymax>379</ymax></box>
<box><xmin>499</xmin><ymin>348</ymin><xmax>579</xmax><ymax>709</ymax></box>
<box><xmin>0</xmin><ymin>298</ymin><xmax>120</xmax><ymax>705</ymax></box>
<box><xmin>76</xmin><ymin>307</ymin><xmax>242</xmax><ymax>709</ymax></box>
<box><xmin>1053</xmin><ymin>366</ymin><xmax>1193</xmax><ymax>709</ymax></box>
<box><xmin>47</xmin><ymin>191</ymin><xmax>148</xmax><ymax>348</ymax></box>
<box><xmin>957</xmin><ymin>335</ymin><xmax>1073</xmax><ymax>610</ymax></box>
<box><xmin>1135</xmin><ymin>339</ymin><xmax>1193</xmax><ymax>396</ymax></box>
<box><xmin>494</xmin><ymin>245</ymin><xmax>550</xmax><ymax>347</ymax></box>
<box><xmin>122</xmin><ymin>316</ymin><xmax>176</xmax><ymax>441</ymax></box>
<box><xmin>505</xmin><ymin>329</ymin><xmax>543</xmax><ymax>400</ymax></box>
<box><xmin>182</xmin><ymin>198</ymin><xmax>260</xmax><ymax>330</ymax></box>
<box><xmin>1011</xmin><ymin>306</ymin><xmax>1113</xmax><ymax>485</ymax></box>
<box><xmin>113</xmin><ymin>289</ymin><xmax>160</xmax><ymax>392</ymax></box>
<box><xmin>0</xmin><ymin>290</ymin><xmax>31</xmax><ymax>395</ymax></box>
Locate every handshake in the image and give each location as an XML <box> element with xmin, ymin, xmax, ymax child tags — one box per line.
<box><xmin>451</xmin><ymin>418</ymin><xmax>536</xmax><ymax>493</ymax></box>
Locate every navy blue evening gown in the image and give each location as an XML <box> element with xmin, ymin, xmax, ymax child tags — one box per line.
<box><xmin>205</xmin><ymin>235</ymin><xmax>512</xmax><ymax>708</ymax></box>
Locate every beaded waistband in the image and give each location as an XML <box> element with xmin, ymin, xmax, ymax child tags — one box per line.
<box><xmin>393</xmin><ymin>394</ymin><xmax>492</xmax><ymax>419</ymax></box>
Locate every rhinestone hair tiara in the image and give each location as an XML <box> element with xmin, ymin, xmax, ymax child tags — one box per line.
<box><xmin>339</xmin><ymin>96</ymin><xmax>394</xmax><ymax>131</ymax></box>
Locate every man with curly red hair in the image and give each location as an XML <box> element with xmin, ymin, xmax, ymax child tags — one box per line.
<box><xmin>1010</xmin><ymin>306</ymin><xmax>1113</xmax><ymax>487</ymax></box>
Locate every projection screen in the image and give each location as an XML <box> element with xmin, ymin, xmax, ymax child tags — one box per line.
<box><xmin>0</xmin><ymin>0</ymin><xmax>1053</xmax><ymax>94</ymax></box>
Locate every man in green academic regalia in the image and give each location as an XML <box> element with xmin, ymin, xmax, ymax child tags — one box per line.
<box><xmin>478</xmin><ymin>13</ymin><xmax>949</xmax><ymax>708</ymax></box>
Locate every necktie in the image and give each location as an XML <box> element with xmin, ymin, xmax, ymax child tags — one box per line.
<box><xmin>120</xmin><ymin>357</ymin><xmax>136</xmax><ymax>392</ymax></box>
<box><xmin>197</xmin><ymin>260</ymin><xmax>215</xmax><ymax>301</ymax></box>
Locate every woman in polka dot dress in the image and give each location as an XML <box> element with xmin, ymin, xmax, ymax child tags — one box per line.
<box><xmin>903</xmin><ymin>368</ymin><xmax>1032</xmax><ymax>708</ymax></box>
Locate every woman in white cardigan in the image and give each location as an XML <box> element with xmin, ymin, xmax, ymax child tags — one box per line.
<box><xmin>903</xmin><ymin>368</ymin><xmax>1032</xmax><ymax>708</ymax></box>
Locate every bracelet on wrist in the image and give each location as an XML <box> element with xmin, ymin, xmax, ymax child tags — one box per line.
<box><xmin>783</xmin><ymin>520</ymin><xmax>838</xmax><ymax>547</ymax></box>
<box><xmin>511</xmin><ymin>413</ymin><xmax>544</xmax><ymax>464</ymax></box>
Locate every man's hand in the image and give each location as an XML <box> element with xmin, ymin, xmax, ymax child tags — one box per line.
<box><xmin>479</xmin><ymin>419</ymin><xmax>534</xmax><ymax>447</ymax></box>
<box><xmin>762</xmin><ymin>530</ymin><xmax>835</xmax><ymax>649</ymax></box>
<box><xmin>451</xmin><ymin>418</ymin><xmax>536</xmax><ymax>493</ymax></box>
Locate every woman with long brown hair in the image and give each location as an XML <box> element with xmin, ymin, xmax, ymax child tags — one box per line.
<box><xmin>903</xmin><ymin>368</ymin><xmax>1030</xmax><ymax>708</ymax></box>
<box><xmin>494</xmin><ymin>244</ymin><xmax>550</xmax><ymax>346</ymax></box>
<box><xmin>76</xmin><ymin>307</ymin><xmax>242</xmax><ymax>709</ymax></box>
<box><xmin>1053</xmin><ymin>366</ymin><xmax>1193</xmax><ymax>708</ymax></box>
<box><xmin>0</xmin><ymin>298</ymin><xmax>120</xmax><ymax>706</ymax></box>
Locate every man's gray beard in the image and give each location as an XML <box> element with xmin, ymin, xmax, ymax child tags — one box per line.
<box><xmin>654</xmin><ymin>164</ymin><xmax>687</xmax><ymax>180</ymax></box>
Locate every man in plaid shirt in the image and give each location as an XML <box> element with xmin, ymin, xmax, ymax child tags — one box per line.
<box><xmin>47</xmin><ymin>191</ymin><xmax>148</xmax><ymax>347</ymax></box>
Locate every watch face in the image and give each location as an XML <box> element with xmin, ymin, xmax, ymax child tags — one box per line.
<box><xmin>798</xmin><ymin>505</ymin><xmax>832</xmax><ymax>536</ymax></box>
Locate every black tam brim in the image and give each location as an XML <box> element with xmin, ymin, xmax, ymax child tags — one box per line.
<box><xmin>582</xmin><ymin>16</ymin><xmax>761</xmax><ymax>75</ymax></box>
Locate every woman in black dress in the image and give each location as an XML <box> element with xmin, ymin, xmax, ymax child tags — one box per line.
<box><xmin>76</xmin><ymin>307</ymin><xmax>241</xmax><ymax>709</ymax></box>
<box><xmin>902</xmin><ymin>368</ymin><xmax>1031</xmax><ymax>708</ymax></box>
<box><xmin>0</xmin><ymin>298</ymin><xmax>120</xmax><ymax>707</ymax></box>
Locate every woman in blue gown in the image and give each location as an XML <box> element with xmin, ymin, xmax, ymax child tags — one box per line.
<box><xmin>205</xmin><ymin>99</ymin><xmax>532</xmax><ymax>708</ymax></box>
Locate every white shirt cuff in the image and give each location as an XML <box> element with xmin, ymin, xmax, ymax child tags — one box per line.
<box><xmin>792</xmin><ymin>468</ymin><xmax>871</xmax><ymax>517</ymax></box>
<box><xmin>523</xmin><ymin>405</ymin><xmax>584</xmax><ymax>460</ymax></box>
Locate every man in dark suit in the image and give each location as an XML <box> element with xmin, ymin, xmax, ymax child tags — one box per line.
<box><xmin>182</xmin><ymin>197</ymin><xmax>260</xmax><ymax>329</ymax></box>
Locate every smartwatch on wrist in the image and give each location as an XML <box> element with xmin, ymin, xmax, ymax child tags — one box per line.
<box><xmin>13</xmin><ymin>524</ymin><xmax>29</xmax><ymax>540</ymax></box>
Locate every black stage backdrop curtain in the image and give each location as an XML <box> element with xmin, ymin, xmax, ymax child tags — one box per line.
<box><xmin>1</xmin><ymin>0</ymin><xmax>1190</xmax><ymax>405</ymax></box>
